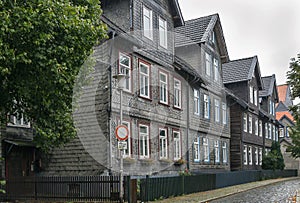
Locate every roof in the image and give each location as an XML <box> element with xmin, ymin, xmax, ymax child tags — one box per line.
<box><xmin>277</xmin><ymin>84</ymin><xmax>288</xmax><ymax>103</ymax></box>
<box><xmin>175</xmin><ymin>13</ymin><xmax>229</xmax><ymax>62</ymax></box>
<box><xmin>175</xmin><ymin>14</ymin><xmax>217</xmax><ymax>47</ymax></box>
<box><xmin>222</xmin><ymin>56</ymin><xmax>262</xmax><ymax>88</ymax></box>
<box><xmin>170</xmin><ymin>0</ymin><xmax>185</xmax><ymax>27</ymax></box>
<box><xmin>260</xmin><ymin>75</ymin><xmax>278</xmax><ymax>101</ymax></box>
<box><xmin>276</xmin><ymin>111</ymin><xmax>295</xmax><ymax>122</ymax></box>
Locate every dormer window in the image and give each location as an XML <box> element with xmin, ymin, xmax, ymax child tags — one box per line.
<box><xmin>249</xmin><ymin>86</ymin><xmax>253</xmax><ymax>103</ymax></box>
<box><xmin>205</xmin><ymin>53</ymin><xmax>212</xmax><ymax>76</ymax></box>
<box><xmin>143</xmin><ymin>5</ymin><xmax>153</xmax><ymax>40</ymax></box>
<box><xmin>159</xmin><ymin>17</ymin><xmax>167</xmax><ymax>48</ymax></box>
<box><xmin>209</xmin><ymin>31</ymin><xmax>216</xmax><ymax>44</ymax></box>
<box><xmin>9</xmin><ymin>113</ymin><xmax>30</xmax><ymax>128</ymax></box>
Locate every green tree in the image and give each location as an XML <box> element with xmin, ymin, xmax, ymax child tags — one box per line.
<box><xmin>0</xmin><ymin>0</ymin><xmax>107</xmax><ymax>150</ymax></box>
<box><xmin>262</xmin><ymin>142</ymin><xmax>285</xmax><ymax>170</ymax></box>
<box><xmin>287</xmin><ymin>54</ymin><xmax>300</xmax><ymax>158</ymax></box>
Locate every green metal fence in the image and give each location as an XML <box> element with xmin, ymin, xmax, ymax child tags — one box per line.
<box><xmin>139</xmin><ymin>170</ymin><xmax>297</xmax><ymax>202</ymax></box>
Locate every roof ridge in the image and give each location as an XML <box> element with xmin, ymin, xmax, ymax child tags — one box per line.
<box><xmin>224</xmin><ymin>55</ymin><xmax>257</xmax><ymax>64</ymax></box>
<box><xmin>184</xmin><ymin>13</ymin><xmax>219</xmax><ymax>23</ymax></box>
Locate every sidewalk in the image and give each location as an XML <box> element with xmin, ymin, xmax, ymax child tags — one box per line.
<box><xmin>149</xmin><ymin>177</ymin><xmax>300</xmax><ymax>203</ymax></box>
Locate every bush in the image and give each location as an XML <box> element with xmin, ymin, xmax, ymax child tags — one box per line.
<box><xmin>262</xmin><ymin>142</ymin><xmax>285</xmax><ymax>170</ymax></box>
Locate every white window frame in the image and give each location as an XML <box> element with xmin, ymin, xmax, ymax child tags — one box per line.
<box><xmin>243</xmin><ymin>145</ymin><xmax>248</xmax><ymax>165</ymax></box>
<box><xmin>205</xmin><ymin>53</ymin><xmax>212</xmax><ymax>77</ymax></box>
<box><xmin>193</xmin><ymin>137</ymin><xmax>200</xmax><ymax>162</ymax></box>
<box><xmin>139</xmin><ymin>124</ymin><xmax>150</xmax><ymax>159</ymax></box>
<box><xmin>268</xmin><ymin>123</ymin><xmax>272</xmax><ymax>139</ymax></box>
<box><xmin>159</xmin><ymin>16</ymin><xmax>167</xmax><ymax>48</ymax></box>
<box><xmin>248</xmin><ymin>146</ymin><xmax>253</xmax><ymax>165</ymax></box>
<box><xmin>122</xmin><ymin>121</ymin><xmax>131</xmax><ymax>157</ymax></box>
<box><xmin>254</xmin><ymin>89</ymin><xmax>258</xmax><ymax>106</ymax></box>
<box><xmin>249</xmin><ymin>86</ymin><xmax>253</xmax><ymax>103</ymax></box>
<box><xmin>174</xmin><ymin>78</ymin><xmax>182</xmax><ymax>109</ymax></box>
<box><xmin>248</xmin><ymin>115</ymin><xmax>252</xmax><ymax>134</ymax></box>
<box><xmin>259</xmin><ymin>120</ymin><xmax>263</xmax><ymax>137</ymax></box>
<box><xmin>159</xmin><ymin>128</ymin><xmax>168</xmax><ymax>159</ymax></box>
<box><xmin>204</xmin><ymin>94</ymin><xmax>210</xmax><ymax>119</ymax></box>
<box><xmin>194</xmin><ymin>89</ymin><xmax>200</xmax><ymax>115</ymax></box>
<box><xmin>119</xmin><ymin>52</ymin><xmax>131</xmax><ymax>92</ymax></box>
<box><xmin>159</xmin><ymin>71</ymin><xmax>168</xmax><ymax>104</ymax></box>
<box><xmin>222</xmin><ymin>142</ymin><xmax>227</xmax><ymax>163</ymax></box>
<box><xmin>214</xmin><ymin>140</ymin><xmax>220</xmax><ymax>163</ymax></box>
<box><xmin>222</xmin><ymin>103</ymin><xmax>227</xmax><ymax>125</ymax></box>
<box><xmin>203</xmin><ymin>137</ymin><xmax>210</xmax><ymax>162</ymax></box>
<box><xmin>213</xmin><ymin>58</ymin><xmax>219</xmax><ymax>81</ymax></box>
<box><xmin>215</xmin><ymin>99</ymin><xmax>220</xmax><ymax>123</ymax></box>
<box><xmin>255</xmin><ymin>147</ymin><xmax>258</xmax><ymax>165</ymax></box>
<box><xmin>255</xmin><ymin>118</ymin><xmax>258</xmax><ymax>136</ymax></box>
<box><xmin>9</xmin><ymin>113</ymin><xmax>30</xmax><ymax>128</ymax></box>
<box><xmin>243</xmin><ymin>113</ymin><xmax>248</xmax><ymax>132</ymax></box>
<box><xmin>265</xmin><ymin>123</ymin><xmax>269</xmax><ymax>139</ymax></box>
<box><xmin>143</xmin><ymin>5</ymin><xmax>153</xmax><ymax>40</ymax></box>
<box><xmin>275</xmin><ymin>127</ymin><xmax>278</xmax><ymax>141</ymax></box>
<box><xmin>139</xmin><ymin>61</ymin><xmax>150</xmax><ymax>99</ymax></box>
<box><xmin>173</xmin><ymin>130</ymin><xmax>181</xmax><ymax>161</ymax></box>
<box><xmin>259</xmin><ymin>148</ymin><xmax>263</xmax><ymax>165</ymax></box>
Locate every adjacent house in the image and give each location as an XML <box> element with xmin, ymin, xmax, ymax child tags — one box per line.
<box><xmin>175</xmin><ymin>14</ymin><xmax>231</xmax><ymax>172</ymax></box>
<box><xmin>259</xmin><ymin>75</ymin><xmax>280</xmax><ymax>152</ymax></box>
<box><xmin>222</xmin><ymin>56</ymin><xmax>264</xmax><ymax>170</ymax></box>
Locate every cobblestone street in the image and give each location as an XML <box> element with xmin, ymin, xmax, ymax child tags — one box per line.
<box><xmin>211</xmin><ymin>178</ymin><xmax>300</xmax><ymax>203</ymax></box>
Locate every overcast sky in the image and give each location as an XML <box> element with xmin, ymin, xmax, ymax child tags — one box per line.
<box><xmin>178</xmin><ymin>0</ymin><xmax>300</xmax><ymax>85</ymax></box>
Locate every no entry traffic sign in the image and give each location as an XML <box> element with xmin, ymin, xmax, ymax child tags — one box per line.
<box><xmin>115</xmin><ymin>125</ymin><xmax>129</xmax><ymax>141</ymax></box>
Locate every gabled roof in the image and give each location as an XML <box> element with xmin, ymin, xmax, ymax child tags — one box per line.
<box><xmin>222</xmin><ymin>56</ymin><xmax>263</xmax><ymax>89</ymax></box>
<box><xmin>276</xmin><ymin>111</ymin><xmax>295</xmax><ymax>123</ymax></box>
<box><xmin>170</xmin><ymin>0</ymin><xmax>185</xmax><ymax>27</ymax></box>
<box><xmin>175</xmin><ymin>13</ymin><xmax>229</xmax><ymax>62</ymax></box>
<box><xmin>260</xmin><ymin>74</ymin><xmax>278</xmax><ymax>101</ymax></box>
<box><xmin>277</xmin><ymin>84</ymin><xmax>288</xmax><ymax>103</ymax></box>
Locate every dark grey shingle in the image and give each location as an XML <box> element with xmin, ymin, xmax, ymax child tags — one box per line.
<box><xmin>175</xmin><ymin>14</ymin><xmax>218</xmax><ymax>47</ymax></box>
<box><xmin>222</xmin><ymin>56</ymin><xmax>257</xmax><ymax>84</ymax></box>
<box><xmin>260</xmin><ymin>75</ymin><xmax>275</xmax><ymax>97</ymax></box>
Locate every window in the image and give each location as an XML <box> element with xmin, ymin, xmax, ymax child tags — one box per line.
<box><xmin>139</xmin><ymin>61</ymin><xmax>150</xmax><ymax>99</ymax></box>
<box><xmin>203</xmin><ymin>137</ymin><xmax>210</xmax><ymax>162</ymax></box>
<box><xmin>214</xmin><ymin>58</ymin><xmax>219</xmax><ymax>81</ymax></box>
<box><xmin>255</xmin><ymin>147</ymin><xmax>258</xmax><ymax>165</ymax></box>
<box><xmin>275</xmin><ymin>127</ymin><xmax>278</xmax><ymax>141</ymax></box>
<box><xmin>248</xmin><ymin>115</ymin><xmax>252</xmax><ymax>134</ymax></box>
<box><xmin>139</xmin><ymin>124</ymin><xmax>150</xmax><ymax>159</ymax></box>
<box><xmin>259</xmin><ymin>120</ymin><xmax>263</xmax><ymax>137</ymax></box>
<box><xmin>249</xmin><ymin>86</ymin><xmax>253</xmax><ymax>103</ymax></box>
<box><xmin>159</xmin><ymin>71</ymin><xmax>168</xmax><ymax>104</ymax></box>
<box><xmin>9</xmin><ymin>113</ymin><xmax>30</xmax><ymax>127</ymax></box>
<box><xmin>243</xmin><ymin>113</ymin><xmax>248</xmax><ymax>132</ymax></box>
<box><xmin>222</xmin><ymin>142</ymin><xmax>227</xmax><ymax>163</ymax></box>
<box><xmin>204</xmin><ymin>94</ymin><xmax>210</xmax><ymax>119</ymax></box>
<box><xmin>193</xmin><ymin>137</ymin><xmax>200</xmax><ymax>162</ymax></box>
<box><xmin>272</xmin><ymin>125</ymin><xmax>276</xmax><ymax>141</ymax></box>
<box><xmin>255</xmin><ymin>118</ymin><xmax>258</xmax><ymax>136</ymax></box>
<box><xmin>122</xmin><ymin>121</ymin><xmax>131</xmax><ymax>157</ymax></box>
<box><xmin>259</xmin><ymin>148</ymin><xmax>263</xmax><ymax>165</ymax></box>
<box><xmin>222</xmin><ymin>103</ymin><xmax>227</xmax><ymax>125</ymax></box>
<box><xmin>194</xmin><ymin>89</ymin><xmax>200</xmax><ymax>115</ymax></box>
<box><xmin>159</xmin><ymin>17</ymin><xmax>167</xmax><ymax>48</ymax></box>
<box><xmin>214</xmin><ymin>140</ymin><xmax>220</xmax><ymax>163</ymax></box>
<box><xmin>268</xmin><ymin>123</ymin><xmax>272</xmax><ymax>139</ymax></box>
<box><xmin>205</xmin><ymin>53</ymin><xmax>212</xmax><ymax>76</ymax></box>
<box><xmin>248</xmin><ymin>146</ymin><xmax>252</xmax><ymax>165</ymax></box>
<box><xmin>265</xmin><ymin>123</ymin><xmax>269</xmax><ymax>139</ymax></box>
<box><xmin>143</xmin><ymin>6</ymin><xmax>153</xmax><ymax>40</ymax></box>
<box><xmin>119</xmin><ymin>53</ymin><xmax>131</xmax><ymax>92</ymax></box>
<box><xmin>173</xmin><ymin>130</ymin><xmax>181</xmax><ymax>161</ymax></box>
<box><xmin>243</xmin><ymin>145</ymin><xmax>248</xmax><ymax>165</ymax></box>
<box><xmin>279</xmin><ymin>128</ymin><xmax>284</xmax><ymax>138</ymax></box>
<box><xmin>254</xmin><ymin>89</ymin><xmax>258</xmax><ymax>106</ymax></box>
<box><xmin>215</xmin><ymin>99</ymin><xmax>220</xmax><ymax>122</ymax></box>
<box><xmin>159</xmin><ymin>128</ymin><xmax>167</xmax><ymax>159</ymax></box>
<box><xmin>174</xmin><ymin>78</ymin><xmax>181</xmax><ymax>109</ymax></box>
<box><xmin>269</xmin><ymin>100</ymin><xmax>275</xmax><ymax>115</ymax></box>
<box><xmin>287</xmin><ymin>127</ymin><xmax>290</xmax><ymax>137</ymax></box>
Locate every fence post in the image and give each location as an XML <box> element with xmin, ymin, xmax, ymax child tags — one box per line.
<box><xmin>181</xmin><ymin>175</ymin><xmax>185</xmax><ymax>195</ymax></box>
<box><xmin>145</xmin><ymin>175</ymin><xmax>149</xmax><ymax>202</ymax></box>
<box><xmin>34</xmin><ymin>177</ymin><xmax>37</xmax><ymax>200</ymax></box>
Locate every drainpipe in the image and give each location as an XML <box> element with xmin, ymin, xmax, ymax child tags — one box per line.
<box><xmin>186</xmin><ymin>77</ymin><xmax>190</xmax><ymax>170</ymax></box>
<box><xmin>108</xmin><ymin>31</ymin><xmax>116</xmax><ymax>175</ymax></box>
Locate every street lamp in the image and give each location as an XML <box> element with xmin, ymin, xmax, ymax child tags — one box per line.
<box><xmin>113</xmin><ymin>73</ymin><xmax>126</xmax><ymax>203</ymax></box>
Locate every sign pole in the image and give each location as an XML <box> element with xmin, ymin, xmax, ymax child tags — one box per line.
<box><xmin>120</xmin><ymin>85</ymin><xmax>124</xmax><ymax>203</ymax></box>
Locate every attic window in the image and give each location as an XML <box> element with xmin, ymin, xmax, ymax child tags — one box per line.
<box><xmin>209</xmin><ymin>31</ymin><xmax>216</xmax><ymax>44</ymax></box>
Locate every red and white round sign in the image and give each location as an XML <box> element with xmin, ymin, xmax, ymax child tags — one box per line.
<box><xmin>115</xmin><ymin>125</ymin><xmax>129</xmax><ymax>141</ymax></box>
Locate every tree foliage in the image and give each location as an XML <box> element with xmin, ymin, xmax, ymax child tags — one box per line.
<box><xmin>262</xmin><ymin>142</ymin><xmax>285</xmax><ymax>170</ymax></box>
<box><xmin>0</xmin><ymin>0</ymin><xmax>107</xmax><ymax>150</ymax></box>
<box><xmin>287</xmin><ymin>54</ymin><xmax>300</xmax><ymax>158</ymax></box>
